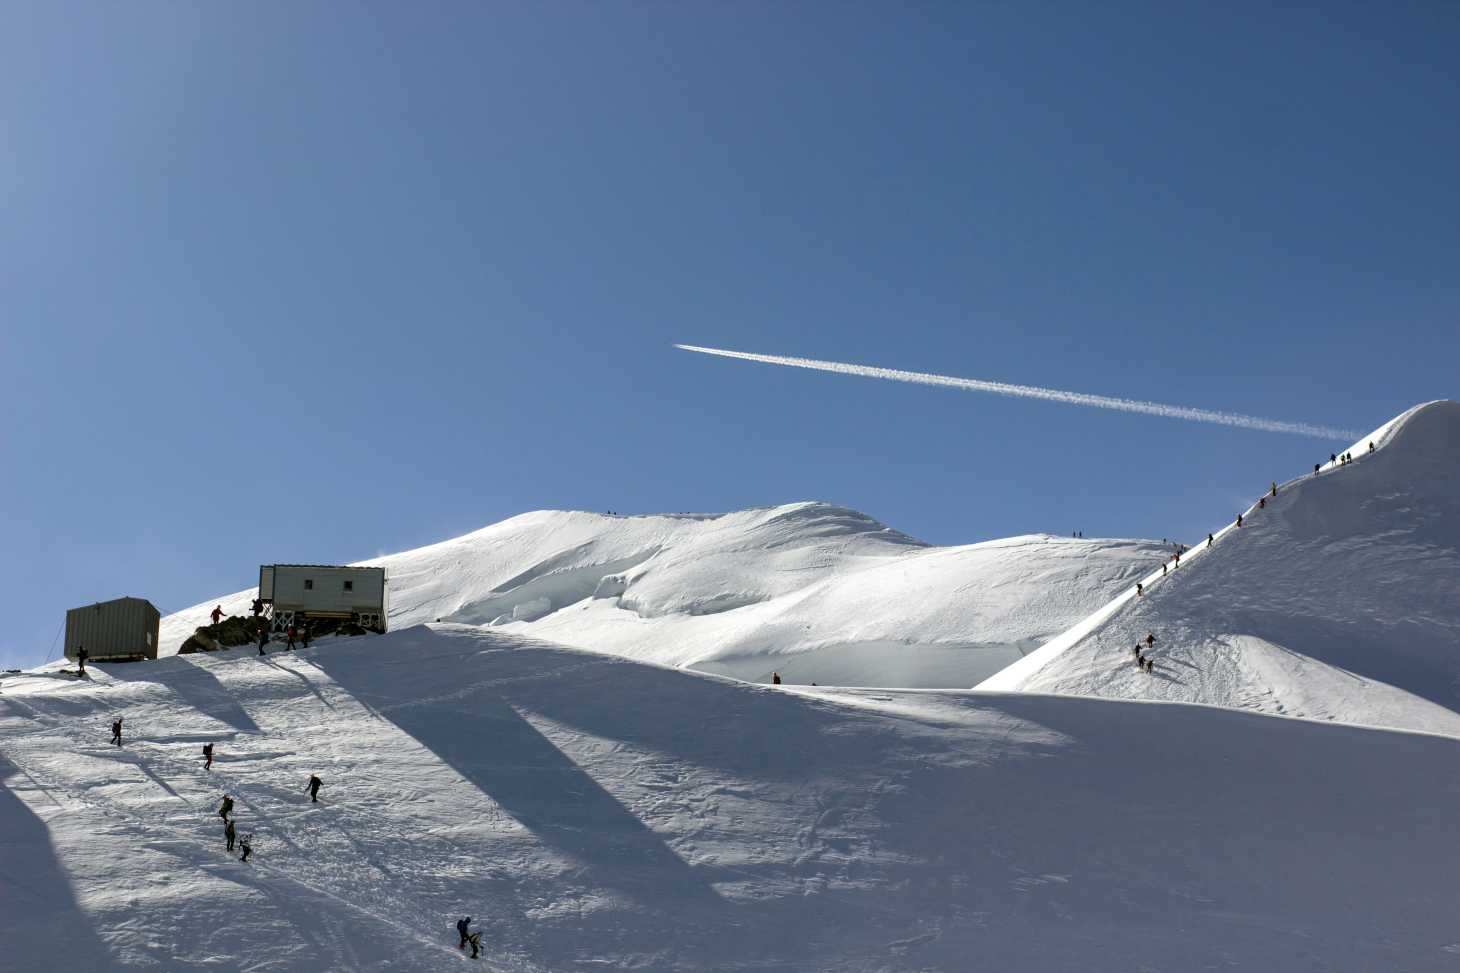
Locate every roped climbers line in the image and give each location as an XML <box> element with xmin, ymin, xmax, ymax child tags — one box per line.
<box><xmin>976</xmin><ymin>436</ymin><xmax>1384</xmax><ymax>691</ymax></box>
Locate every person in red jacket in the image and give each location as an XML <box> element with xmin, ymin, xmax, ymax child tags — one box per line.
<box><xmin>211</xmin><ymin>605</ymin><xmax>225</xmax><ymax>625</ymax></box>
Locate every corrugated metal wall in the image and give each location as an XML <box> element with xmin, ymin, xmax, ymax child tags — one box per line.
<box><xmin>65</xmin><ymin>597</ymin><xmax>161</xmax><ymax>661</ymax></box>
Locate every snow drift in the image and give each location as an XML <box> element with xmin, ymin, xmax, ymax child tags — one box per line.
<box><xmin>981</xmin><ymin>400</ymin><xmax>1460</xmax><ymax>737</ymax></box>
<box><xmin>163</xmin><ymin>503</ymin><xmax>1167</xmax><ymax>689</ymax></box>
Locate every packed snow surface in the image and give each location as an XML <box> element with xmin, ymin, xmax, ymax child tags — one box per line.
<box><xmin>6</xmin><ymin>626</ymin><xmax>1460</xmax><ymax>972</ymax></box>
<box><xmin>982</xmin><ymin>400</ymin><xmax>1460</xmax><ymax>737</ymax></box>
<box><xmin>162</xmin><ymin>503</ymin><xmax>1166</xmax><ymax>688</ymax></box>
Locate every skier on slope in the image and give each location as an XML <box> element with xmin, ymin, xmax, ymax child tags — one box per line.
<box><xmin>457</xmin><ymin>917</ymin><xmax>472</xmax><ymax>949</ymax></box>
<box><xmin>219</xmin><ymin>794</ymin><xmax>234</xmax><ymax>822</ymax></box>
<box><xmin>307</xmin><ymin>774</ymin><xmax>323</xmax><ymax>803</ymax></box>
<box><xmin>225</xmin><ymin>819</ymin><xmax>237</xmax><ymax>852</ymax></box>
<box><xmin>110</xmin><ymin>716</ymin><xmax>123</xmax><ymax>747</ymax></box>
<box><xmin>467</xmin><ymin>930</ymin><xmax>483</xmax><ymax>958</ymax></box>
<box><xmin>203</xmin><ymin>743</ymin><xmax>214</xmax><ymax>771</ymax></box>
<box><xmin>239</xmin><ymin>833</ymin><xmax>252</xmax><ymax>862</ymax></box>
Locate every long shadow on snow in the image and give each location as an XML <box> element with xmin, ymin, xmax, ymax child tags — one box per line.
<box><xmin>449</xmin><ymin>634</ymin><xmax>901</xmax><ymax>783</ymax></box>
<box><xmin>108</xmin><ymin>656</ymin><xmax>261</xmax><ymax>734</ymax></box>
<box><xmin>467</xmin><ymin>632</ymin><xmax>1460</xmax><ymax>971</ymax></box>
<box><xmin>318</xmin><ymin>629</ymin><xmax>723</xmax><ymax>909</ymax></box>
<box><xmin>0</xmin><ymin>749</ymin><xmax>127</xmax><ymax>972</ymax></box>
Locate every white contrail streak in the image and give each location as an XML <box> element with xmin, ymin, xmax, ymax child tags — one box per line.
<box><xmin>674</xmin><ymin>344</ymin><xmax>1362</xmax><ymax>440</ymax></box>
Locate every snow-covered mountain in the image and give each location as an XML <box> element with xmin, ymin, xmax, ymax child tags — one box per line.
<box><xmin>10</xmin><ymin>401</ymin><xmax>1460</xmax><ymax>971</ymax></box>
<box><xmin>981</xmin><ymin>400</ymin><xmax>1460</xmax><ymax>737</ymax></box>
<box><xmin>6</xmin><ymin>626</ymin><xmax>1460</xmax><ymax>972</ymax></box>
<box><xmin>163</xmin><ymin>503</ymin><xmax>1167</xmax><ymax>688</ymax></box>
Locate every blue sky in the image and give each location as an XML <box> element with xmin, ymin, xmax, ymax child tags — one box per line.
<box><xmin>3</xmin><ymin>1</ymin><xmax>1457</xmax><ymax>669</ymax></box>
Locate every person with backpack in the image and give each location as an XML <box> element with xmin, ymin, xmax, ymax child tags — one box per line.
<box><xmin>219</xmin><ymin>795</ymin><xmax>234</xmax><ymax>823</ymax></box>
<box><xmin>457</xmin><ymin>918</ymin><xmax>472</xmax><ymax>949</ymax></box>
<box><xmin>771</xmin><ymin>673</ymin><xmax>781</xmax><ymax>685</ymax></box>
<box><xmin>286</xmin><ymin>627</ymin><xmax>297</xmax><ymax>651</ymax></box>
<box><xmin>467</xmin><ymin>930</ymin><xmax>483</xmax><ymax>958</ymax></box>
<box><xmin>76</xmin><ymin>645</ymin><xmax>88</xmax><ymax>678</ymax></box>
<box><xmin>258</xmin><ymin>630</ymin><xmax>268</xmax><ymax>656</ymax></box>
<box><xmin>1207</xmin><ymin>533</ymin><xmax>1213</xmax><ymax>547</ymax></box>
<box><xmin>110</xmin><ymin>717</ymin><xmax>123</xmax><ymax>747</ymax></box>
<box><xmin>225</xmin><ymin>819</ymin><xmax>236</xmax><ymax>851</ymax></box>
<box><xmin>307</xmin><ymin>774</ymin><xmax>323</xmax><ymax>803</ymax></box>
<box><xmin>1236</xmin><ymin>514</ymin><xmax>1242</xmax><ymax>527</ymax></box>
<box><xmin>203</xmin><ymin>743</ymin><xmax>214</xmax><ymax>771</ymax></box>
<box><xmin>238</xmin><ymin>833</ymin><xmax>252</xmax><ymax>862</ymax></box>
<box><xmin>301</xmin><ymin>624</ymin><xmax>312</xmax><ymax>650</ymax></box>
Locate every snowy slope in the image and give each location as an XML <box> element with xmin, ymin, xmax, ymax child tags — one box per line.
<box><xmin>981</xmin><ymin>400</ymin><xmax>1460</xmax><ymax>737</ymax></box>
<box><xmin>161</xmin><ymin>503</ymin><xmax>1166</xmax><ymax>688</ymax></box>
<box><xmin>6</xmin><ymin>626</ymin><xmax>1460</xmax><ymax>972</ymax></box>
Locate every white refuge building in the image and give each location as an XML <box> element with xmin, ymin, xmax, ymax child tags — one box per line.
<box><xmin>258</xmin><ymin>564</ymin><xmax>388</xmax><ymax>633</ymax></box>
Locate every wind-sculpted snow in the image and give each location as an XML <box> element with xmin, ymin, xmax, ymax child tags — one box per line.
<box><xmin>984</xmin><ymin>400</ymin><xmax>1460</xmax><ymax>737</ymax></box>
<box><xmin>6</xmin><ymin>627</ymin><xmax>1460</xmax><ymax>971</ymax></box>
<box><xmin>162</xmin><ymin>502</ymin><xmax>1166</xmax><ymax>689</ymax></box>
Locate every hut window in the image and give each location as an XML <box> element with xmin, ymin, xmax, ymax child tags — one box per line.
<box><xmin>344</xmin><ymin>581</ymin><xmax>353</xmax><ymax>591</ymax></box>
<box><xmin>304</xmin><ymin>580</ymin><xmax>313</xmax><ymax>590</ymax></box>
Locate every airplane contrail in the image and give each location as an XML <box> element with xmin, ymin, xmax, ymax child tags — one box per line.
<box><xmin>674</xmin><ymin>344</ymin><xmax>1362</xmax><ymax>440</ymax></box>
